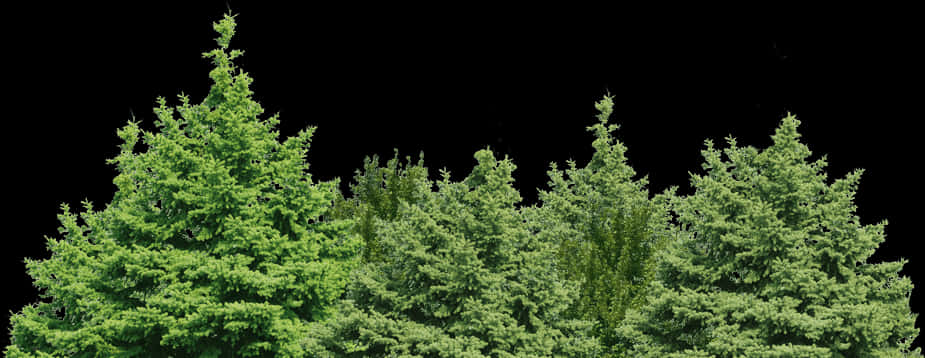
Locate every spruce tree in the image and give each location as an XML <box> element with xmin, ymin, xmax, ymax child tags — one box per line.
<box><xmin>617</xmin><ymin>114</ymin><xmax>921</xmax><ymax>356</ymax></box>
<box><xmin>307</xmin><ymin>149</ymin><xmax>601</xmax><ymax>357</ymax></box>
<box><xmin>6</xmin><ymin>13</ymin><xmax>361</xmax><ymax>357</ymax></box>
<box><xmin>329</xmin><ymin>150</ymin><xmax>429</xmax><ymax>263</ymax></box>
<box><xmin>524</xmin><ymin>95</ymin><xmax>677</xmax><ymax>357</ymax></box>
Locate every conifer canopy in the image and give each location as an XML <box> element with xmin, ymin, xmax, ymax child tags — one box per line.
<box><xmin>616</xmin><ymin>115</ymin><xmax>921</xmax><ymax>357</ymax></box>
<box><xmin>329</xmin><ymin>150</ymin><xmax>429</xmax><ymax>263</ymax></box>
<box><xmin>6</xmin><ymin>13</ymin><xmax>361</xmax><ymax>357</ymax></box>
<box><xmin>306</xmin><ymin>149</ymin><xmax>602</xmax><ymax>357</ymax></box>
<box><xmin>6</xmin><ymin>11</ymin><xmax>920</xmax><ymax>357</ymax></box>
<box><xmin>526</xmin><ymin>95</ymin><xmax>677</xmax><ymax>357</ymax></box>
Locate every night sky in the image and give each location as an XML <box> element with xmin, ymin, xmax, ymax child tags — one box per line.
<box><xmin>6</xmin><ymin>3</ymin><xmax>921</xmax><ymax>350</ymax></box>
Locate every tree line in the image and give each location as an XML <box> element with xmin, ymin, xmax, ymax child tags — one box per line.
<box><xmin>6</xmin><ymin>13</ymin><xmax>919</xmax><ymax>357</ymax></box>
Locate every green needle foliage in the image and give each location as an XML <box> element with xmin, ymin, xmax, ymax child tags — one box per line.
<box><xmin>329</xmin><ymin>150</ymin><xmax>429</xmax><ymax>263</ymax></box>
<box><xmin>6</xmin><ymin>13</ymin><xmax>361</xmax><ymax>357</ymax></box>
<box><xmin>617</xmin><ymin>114</ymin><xmax>921</xmax><ymax>357</ymax></box>
<box><xmin>306</xmin><ymin>149</ymin><xmax>601</xmax><ymax>357</ymax></box>
<box><xmin>7</xmin><ymin>10</ymin><xmax>921</xmax><ymax>357</ymax></box>
<box><xmin>524</xmin><ymin>95</ymin><xmax>677</xmax><ymax>357</ymax></box>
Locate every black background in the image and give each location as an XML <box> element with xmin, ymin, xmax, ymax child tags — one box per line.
<box><xmin>5</xmin><ymin>3</ymin><xmax>921</xmax><ymax>351</ymax></box>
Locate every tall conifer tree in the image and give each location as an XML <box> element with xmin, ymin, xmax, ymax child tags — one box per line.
<box><xmin>617</xmin><ymin>114</ymin><xmax>921</xmax><ymax>356</ymax></box>
<box><xmin>6</xmin><ymin>13</ymin><xmax>361</xmax><ymax>357</ymax></box>
<box><xmin>525</xmin><ymin>95</ymin><xmax>677</xmax><ymax>357</ymax></box>
<box><xmin>307</xmin><ymin>149</ymin><xmax>601</xmax><ymax>357</ymax></box>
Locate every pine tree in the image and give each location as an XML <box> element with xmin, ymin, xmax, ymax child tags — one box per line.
<box><xmin>617</xmin><ymin>114</ymin><xmax>921</xmax><ymax>356</ymax></box>
<box><xmin>6</xmin><ymin>13</ymin><xmax>362</xmax><ymax>357</ymax></box>
<box><xmin>329</xmin><ymin>150</ymin><xmax>429</xmax><ymax>263</ymax></box>
<box><xmin>524</xmin><ymin>95</ymin><xmax>677</xmax><ymax>357</ymax></box>
<box><xmin>307</xmin><ymin>149</ymin><xmax>601</xmax><ymax>357</ymax></box>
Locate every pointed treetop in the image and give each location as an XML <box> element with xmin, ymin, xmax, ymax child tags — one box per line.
<box><xmin>213</xmin><ymin>12</ymin><xmax>238</xmax><ymax>49</ymax></box>
<box><xmin>771</xmin><ymin>111</ymin><xmax>800</xmax><ymax>142</ymax></box>
<box><xmin>201</xmin><ymin>12</ymin><xmax>248</xmax><ymax>108</ymax></box>
<box><xmin>768</xmin><ymin>111</ymin><xmax>814</xmax><ymax>165</ymax></box>
<box><xmin>585</xmin><ymin>94</ymin><xmax>634</xmax><ymax>178</ymax></box>
<box><xmin>464</xmin><ymin>148</ymin><xmax>521</xmax><ymax>206</ymax></box>
<box><xmin>588</xmin><ymin>94</ymin><xmax>619</xmax><ymax>141</ymax></box>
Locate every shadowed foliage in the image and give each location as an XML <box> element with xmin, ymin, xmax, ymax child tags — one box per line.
<box><xmin>525</xmin><ymin>95</ymin><xmax>677</xmax><ymax>357</ymax></box>
<box><xmin>306</xmin><ymin>149</ymin><xmax>602</xmax><ymax>357</ymax></box>
<box><xmin>329</xmin><ymin>150</ymin><xmax>429</xmax><ymax>263</ymax></box>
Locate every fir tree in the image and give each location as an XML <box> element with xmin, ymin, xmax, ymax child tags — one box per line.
<box><xmin>307</xmin><ymin>149</ymin><xmax>601</xmax><ymax>357</ymax></box>
<box><xmin>617</xmin><ymin>114</ymin><xmax>921</xmax><ymax>356</ymax></box>
<box><xmin>329</xmin><ymin>150</ymin><xmax>429</xmax><ymax>263</ymax></box>
<box><xmin>524</xmin><ymin>95</ymin><xmax>677</xmax><ymax>357</ymax></box>
<box><xmin>6</xmin><ymin>13</ymin><xmax>361</xmax><ymax>357</ymax></box>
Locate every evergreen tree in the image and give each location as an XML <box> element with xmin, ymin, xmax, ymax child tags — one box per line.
<box><xmin>307</xmin><ymin>149</ymin><xmax>601</xmax><ymax>357</ymax></box>
<box><xmin>329</xmin><ymin>150</ymin><xmax>429</xmax><ymax>263</ymax></box>
<box><xmin>6</xmin><ymin>13</ymin><xmax>361</xmax><ymax>357</ymax></box>
<box><xmin>617</xmin><ymin>114</ymin><xmax>921</xmax><ymax>356</ymax></box>
<box><xmin>524</xmin><ymin>95</ymin><xmax>677</xmax><ymax>357</ymax></box>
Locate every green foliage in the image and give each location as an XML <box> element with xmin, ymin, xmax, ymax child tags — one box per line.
<box><xmin>7</xmin><ymin>10</ymin><xmax>920</xmax><ymax>357</ymax></box>
<box><xmin>6</xmin><ymin>13</ymin><xmax>361</xmax><ymax>357</ymax></box>
<box><xmin>525</xmin><ymin>95</ymin><xmax>677</xmax><ymax>357</ymax></box>
<box><xmin>617</xmin><ymin>114</ymin><xmax>921</xmax><ymax>357</ymax></box>
<box><xmin>329</xmin><ymin>150</ymin><xmax>429</xmax><ymax>263</ymax></box>
<box><xmin>307</xmin><ymin>149</ymin><xmax>602</xmax><ymax>357</ymax></box>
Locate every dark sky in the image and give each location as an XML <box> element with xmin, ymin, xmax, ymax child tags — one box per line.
<box><xmin>5</xmin><ymin>3</ymin><xmax>921</xmax><ymax>350</ymax></box>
